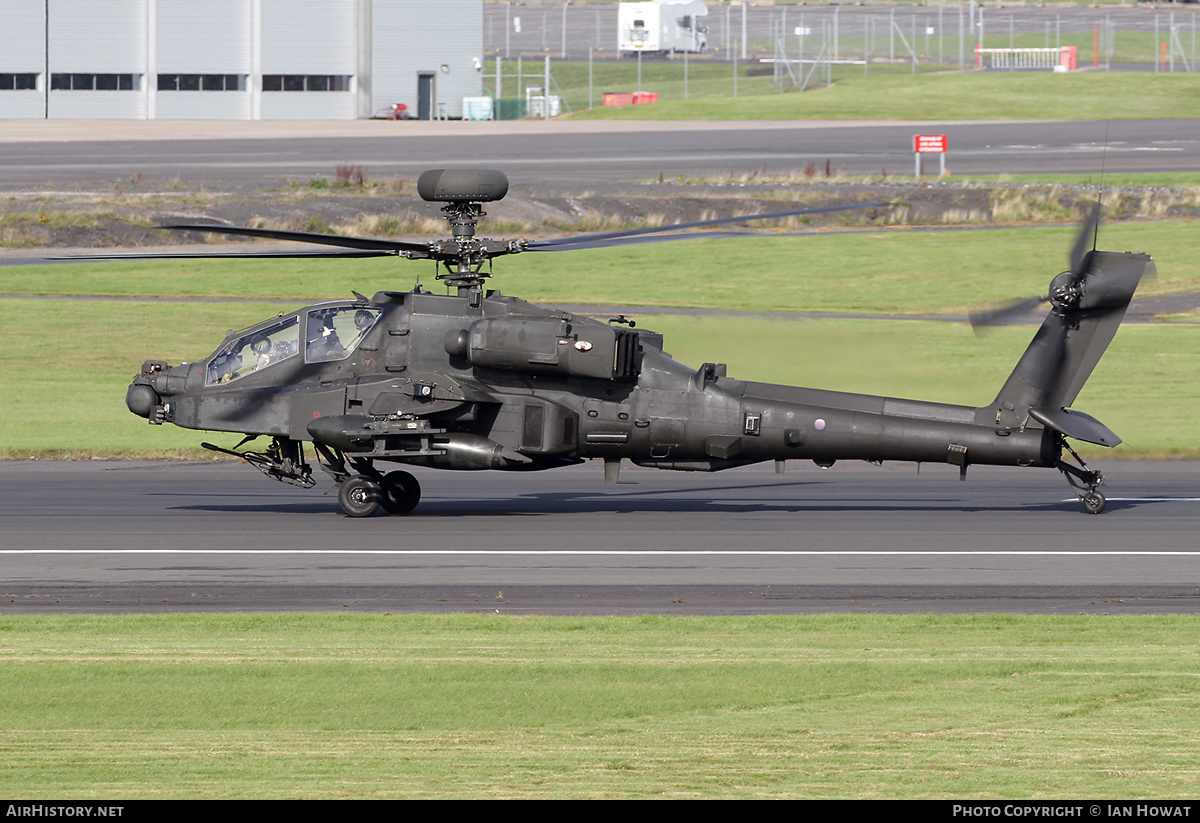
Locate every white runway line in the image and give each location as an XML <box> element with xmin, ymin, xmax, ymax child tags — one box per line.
<box><xmin>4</xmin><ymin>550</ymin><xmax>1200</xmax><ymax>557</ymax></box>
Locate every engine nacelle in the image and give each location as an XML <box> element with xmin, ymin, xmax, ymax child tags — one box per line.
<box><xmin>456</xmin><ymin>317</ymin><xmax>641</xmax><ymax>380</ymax></box>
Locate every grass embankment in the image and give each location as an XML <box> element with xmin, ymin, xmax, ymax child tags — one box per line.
<box><xmin>2</xmin><ymin>613</ymin><xmax>1198</xmax><ymax>799</ymax></box>
<box><xmin>2</xmin><ymin>222</ymin><xmax>1197</xmax><ymax>458</ymax></box>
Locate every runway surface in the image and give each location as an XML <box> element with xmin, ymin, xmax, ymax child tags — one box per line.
<box><xmin>1</xmin><ymin>119</ymin><xmax>1198</xmax><ymax>186</ymax></box>
<box><xmin>2</xmin><ymin>459</ymin><xmax>1197</xmax><ymax>614</ymax></box>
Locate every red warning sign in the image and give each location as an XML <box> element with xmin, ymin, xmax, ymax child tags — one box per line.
<box><xmin>914</xmin><ymin>134</ymin><xmax>948</xmax><ymax>153</ymax></box>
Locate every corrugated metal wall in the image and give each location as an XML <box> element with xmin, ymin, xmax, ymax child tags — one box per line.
<box><xmin>0</xmin><ymin>0</ymin><xmax>47</xmax><ymax>118</ymax></box>
<box><xmin>154</xmin><ymin>0</ymin><xmax>254</xmax><ymax>119</ymax></box>
<box><xmin>0</xmin><ymin>0</ymin><xmax>482</xmax><ymax>120</ymax></box>
<box><xmin>259</xmin><ymin>0</ymin><xmax>358</xmax><ymax>120</ymax></box>
<box><xmin>372</xmin><ymin>0</ymin><xmax>484</xmax><ymax>120</ymax></box>
<box><xmin>48</xmin><ymin>0</ymin><xmax>148</xmax><ymax>118</ymax></box>
<box><xmin>156</xmin><ymin>0</ymin><xmax>252</xmax><ymax>72</ymax></box>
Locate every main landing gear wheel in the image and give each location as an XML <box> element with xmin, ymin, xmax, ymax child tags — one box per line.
<box><xmin>1082</xmin><ymin>491</ymin><xmax>1106</xmax><ymax>515</ymax></box>
<box><xmin>338</xmin><ymin>475</ymin><xmax>382</xmax><ymax>518</ymax></box>
<box><xmin>380</xmin><ymin>470</ymin><xmax>421</xmax><ymax>515</ymax></box>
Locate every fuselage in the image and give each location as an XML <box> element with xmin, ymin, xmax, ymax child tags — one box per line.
<box><xmin>128</xmin><ymin>287</ymin><xmax>1059</xmax><ymax>476</ymax></box>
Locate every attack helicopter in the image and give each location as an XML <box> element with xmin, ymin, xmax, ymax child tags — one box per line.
<box><xmin>117</xmin><ymin>169</ymin><xmax>1151</xmax><ymax>516</ymax></box>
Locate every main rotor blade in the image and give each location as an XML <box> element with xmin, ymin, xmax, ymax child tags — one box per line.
<box><xmin>159</xmin><ymin>223</ymin><xmax>430</xmax><ymax>253</ymax></box>
<box><xmin>525</xmin><ymin>202</ymin><xmax>890</xmax><ymax>250</ymax></box>
<box><xmin>49</xmin><ymin>249</ymin><xmax>399</xmax><ymax>261</ymax></box>
<box><xmin>524</xmin><ymin>230</ymin><xmax>750</xmax><ymax>252</ymax></box>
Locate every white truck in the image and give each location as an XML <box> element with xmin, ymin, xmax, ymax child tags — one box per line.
<box><xmin>618</xmin><ymin>0</ymin><xmax>708</xmax><ymax>56</ymax></box>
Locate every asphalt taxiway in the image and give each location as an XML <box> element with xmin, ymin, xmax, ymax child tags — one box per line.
<box><xmin>2</xmin><ymin>459</ymin><xmax>1197</xmax><ymax>614</ymax></box>
<box><xmin>2</xmin><ymin>119</ymin><xmax>1199</xmax><ymax>185</ymax></box>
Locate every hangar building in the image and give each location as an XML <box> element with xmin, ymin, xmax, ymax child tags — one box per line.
<box><xmin>0</xmin><ymin>0</ymin><xmax>484</xmax><ymax>120</ymax></box>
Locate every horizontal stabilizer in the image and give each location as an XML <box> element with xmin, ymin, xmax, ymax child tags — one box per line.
<box><xmin>1029</xmin><ymin>407</ymin><xmax>1121</xmax><ymax>448</ymax></box>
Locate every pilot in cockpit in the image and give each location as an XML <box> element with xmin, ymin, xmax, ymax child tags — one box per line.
<box><xmin>307</xmin><ymin>311</ymin><xmax>345</xmax><ymax>361</ymax></box>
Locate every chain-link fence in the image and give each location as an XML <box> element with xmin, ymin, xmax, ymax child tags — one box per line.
<box><xmin>484</xmin><ymin>2</ymin><xmax>1197</xmax><ymax>72</ymax></box>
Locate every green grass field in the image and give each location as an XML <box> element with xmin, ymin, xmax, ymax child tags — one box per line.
<box><xmin>2</xmin><ymin>614</ymin><xmax>1198</xmax><ymax>799</ymax></box>
<box><xmin>546</xmin><ymin>64</ymin><xmax>1200</xmax><ymax>121</ymax></box>
<box><xmin>5</xmin><ymin>222</ymin><xmax>1198</xmax><ymax>311</ymax></box>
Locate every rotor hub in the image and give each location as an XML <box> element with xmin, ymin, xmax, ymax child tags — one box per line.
<box><xmin>1049</xmin><ymin>271</ymin><xmax>1083</xmax><ymax>310</ymax></box>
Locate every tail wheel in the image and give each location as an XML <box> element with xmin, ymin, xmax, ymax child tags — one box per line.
<box><xmin>380</xmin><ymin>470</ymin><xmax>422</xmax><ymax>515</ymax></box>
<box><xmin>1057</xmin><ymin>445</ymin><xmax>1107</xmax><ymax>516</ymax></box>
<box><xmin>338</xmin><ymin>475</ymin><xmax>382</xmax><ymax>518</ymax></box>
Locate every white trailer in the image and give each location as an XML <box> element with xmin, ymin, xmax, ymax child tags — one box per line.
<box><xmin>618</xmin><ymin>0</ymin><xmax>708</xmax><ymax>56</ymax></box>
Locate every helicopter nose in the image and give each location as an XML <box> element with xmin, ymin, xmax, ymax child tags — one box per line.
<box><xmin>127</xmin><ymin>361</ymin><xmax>187</xmax><ymax>423</ymax></box>
<box><xmin>126</xmin><ymin>383</ymin><xmax>159</xmax><ymax>419</ymax></box>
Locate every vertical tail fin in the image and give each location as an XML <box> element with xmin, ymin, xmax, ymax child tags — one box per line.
<box><xmin>990</xmin><ymin>250</ymin><xmax>1152</xmax><ymax>438</ymax></box>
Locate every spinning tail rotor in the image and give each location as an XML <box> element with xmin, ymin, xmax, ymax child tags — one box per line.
<box><xmin>985</xmin><ymin>203</ymin><xmax>1153</xmax><ymax>436</ymax></box>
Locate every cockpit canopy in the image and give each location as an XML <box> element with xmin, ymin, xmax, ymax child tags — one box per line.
<box><xmin>206</xmin><ymin>304</ymin><xmax>380</xmax><ymax>386</ymax></box>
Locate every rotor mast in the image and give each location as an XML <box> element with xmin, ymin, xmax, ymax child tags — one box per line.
<box><xmin>417</xmin><ymin>168</ymin><xmax>519</xmax><ymax>292</ymax></box>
